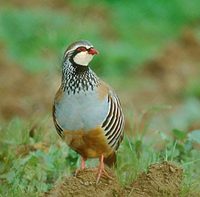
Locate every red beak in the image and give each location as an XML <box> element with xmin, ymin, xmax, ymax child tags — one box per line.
<box><xmin>88</xmin><ymin>48</ymin><xmax>99</xmax><ymax>55</ymax></box>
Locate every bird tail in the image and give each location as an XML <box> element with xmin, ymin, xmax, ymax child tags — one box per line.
<box><xmin>104</xmin><ymin>151</ymin><xmax>116</xmax><ymax>167</ymax></box>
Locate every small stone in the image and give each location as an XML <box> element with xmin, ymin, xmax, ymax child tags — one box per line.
<box><xmin>169</xmin><ymin>166</ymin><xmax>175</xmax><ymax>173</ymax></box>
<box><xmin>79</xmin><ymin>180</ymin><xmax>84</xmax><ymax>185</ymax></box>
<box><xmin>108</xmin><ymin>180</ymin><xmax>112</xmax><ymax>184</ymax></box>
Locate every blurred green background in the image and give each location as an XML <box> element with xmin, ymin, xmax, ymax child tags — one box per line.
<box><xmin>1</xmin><ymin>0</ymin><xmax>200</xmax><ymax>196</ymax></box>
<box><xmin>1</xmin><ymin>0</ymin><xmax>200</xmax><ymax>74</ymax></box>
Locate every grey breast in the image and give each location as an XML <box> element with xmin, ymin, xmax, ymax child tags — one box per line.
<box><xmin>55</xmin><ymin>88</ymin><xmax>109</xmax><ymax>131</ymax></box>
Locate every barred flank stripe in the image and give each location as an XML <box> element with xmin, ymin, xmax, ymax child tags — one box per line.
<box><xmin>52</xmin><ymin>104</ymin><xmax>64</xmax><ymax>138</ymax></box>
<box><xmin>102</xmin><ymin>92</ymin><xmax>124</xmax><ymax>150</ymax></box>
<box><xmin>107</xmin><ymin>105</ymin><xmax>120</xmax><ymax>140</ymax></box>
<box><xmin>102</xmin><ymin>96</ymin><xmax>113</xmax><ymax>128</ymax></box>
<box><xmin>105</xmin><ymin>100</ymin><xmax>118</xmax><ymax>136</ymax></box>
<box><xmin>110</xmin><ymin>116</ymin><xmax>123</xmax><ymax>147</ymax></box>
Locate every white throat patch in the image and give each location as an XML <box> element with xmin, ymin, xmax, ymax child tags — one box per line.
<box><xmin>73</xmin><ymin>51</ymin><xmax>93</xmax><ymax>66</ymax></box>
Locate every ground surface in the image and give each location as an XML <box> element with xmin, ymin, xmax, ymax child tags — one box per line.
<box><xmin>45</xmin><ymin>162</ymin><xmax>183</xmax><ymax>197</ymax></box>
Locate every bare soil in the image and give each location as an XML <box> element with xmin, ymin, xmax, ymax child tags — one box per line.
<box><xmin>143</xmin><ymin>29</ymin><xmax>200</xmax><ymax>98</ymax></box>
<box><xmin>44</xmin><ymin>162</ymin><xmax>183</xmax><ymax>197</ymax></box>
<box><xmin>141</xmin><ymin>30</ymin><xmax>199</xmax><ymax>106</ymax></box>
<box><xmin>44</xmin><ymin>168</ymin><xmax>121</xmax><ymax>197</ymax></box>
<box><xmin>123</xmin><ymin>162</ymin><xmax>183</xmax><ymax>197</ymax></box>
<box><xmin>0</xmin><ymin>53</ymin><xmax>58</xmax><ymax>121</ymax></box>
<box><xmin>123</xmin><ymin>29</ymin><xmax>200</xmax><ymax>133</ymax></box>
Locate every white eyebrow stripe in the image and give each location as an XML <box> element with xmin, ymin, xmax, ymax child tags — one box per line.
<box><xmin>64</xmin><ymin>44</ymin><xmax>93</xmax><ymax>57</ymax></box>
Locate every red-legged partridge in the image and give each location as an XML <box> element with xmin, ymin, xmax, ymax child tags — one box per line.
<box><xmin>53</xmin><ymin>40</ymin><xmax>124</xmax><ymax>183</ymax></box>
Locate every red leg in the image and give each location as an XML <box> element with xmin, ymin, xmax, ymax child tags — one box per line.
<box><xmin>75</xmin><ymin>157</ymin><xmax>86</xmax><ymax>176</ymax></box>
<box><xmin>81</xmin><ymin>157</ymin><xmax>86</xmax><ymax>170</ymax></box>
<box><xmin>96</xmin><ymin>154</ymin><xmax>113</xmax><ymax>184</ymax></box>
<box><xmin>96</xmin><ymin>154</ymin><xmax>104</xmax><ymax>183</ymax></box>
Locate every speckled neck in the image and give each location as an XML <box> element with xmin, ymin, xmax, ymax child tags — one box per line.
<box><xmin>61</xmin><ymin>59</ymin><xmax>99</xmax><ymax>94</ymax></box>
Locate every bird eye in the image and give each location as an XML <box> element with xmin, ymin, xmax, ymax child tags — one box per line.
<box><xmin>77</xmin><ymin>47</ymin><xmax>87</xmax><ymax>52</ymax></box>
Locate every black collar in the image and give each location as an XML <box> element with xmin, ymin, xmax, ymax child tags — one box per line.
<box><xmin>69</xmin><ymin>58</ymin><xmax>89</xmax><ymax>74</ymax></box>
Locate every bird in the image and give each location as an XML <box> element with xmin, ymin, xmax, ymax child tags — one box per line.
<box><xmin>52</xmin><ymin>40</ymin><xmax>124</xmax><ymax>183</ymax></box>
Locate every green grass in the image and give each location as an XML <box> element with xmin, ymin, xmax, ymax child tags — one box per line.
<box><xmin>0</xmin><ymin>118</ymin><xmax>75</xmax><ymax>196</ymax></box>
<box><xmin>0</xmin><ymin>115</ymin><xmax>200</xmax><ymax>196</ymax></box>
<box><xmin>1</xmin><ymin>0</ymin><xmax>200</xmax><ymax>76</ymax></box>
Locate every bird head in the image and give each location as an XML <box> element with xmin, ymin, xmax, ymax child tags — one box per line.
<box><xmin>64</xmin><ymin>40</ymin><xmax>98</xmax><ymax>66</ymax></box>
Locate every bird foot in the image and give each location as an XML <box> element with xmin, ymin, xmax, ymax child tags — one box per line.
<box><xmin>95</xmin><ymin>154</ymin><xmax>114</xmax><ymax>184</ymax></box>
<box><xmin>96</xmin><ymin>168</ymin><xmax>114</xmax><ymax>183</ymax></box>
<box><xmin>74</xmin><ymin>155</ymin><xmax>114</xmax><ymax>184</ymax></box>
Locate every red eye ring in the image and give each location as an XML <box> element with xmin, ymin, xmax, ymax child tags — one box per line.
<box><xmin>77</xmin><ymin>47</ymin><xmax>87</xmax><ymax>52</ymax></box>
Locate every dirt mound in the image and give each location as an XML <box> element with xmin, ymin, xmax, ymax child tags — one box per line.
<box><xmin>44</xmin><ymin>168</ymin><xmax>121</xmax><ymax>197</ymax></box>
<box><xmin>124</xmin><ymin>162</ymin><xmax>183</xmax><ymax>197</ymax></box>
<box><xmin>44</xmin><ymin>162</ymin><xmax>182</xmax><ymax>197</ymax></box>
